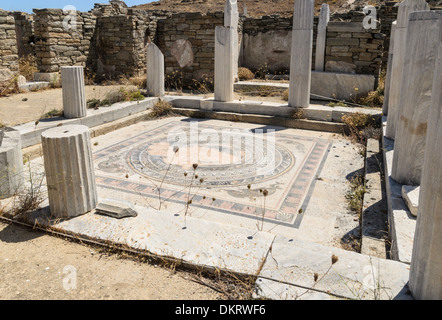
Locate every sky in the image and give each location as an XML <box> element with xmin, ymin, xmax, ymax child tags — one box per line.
<box><xmin>0</xmin><ymin>0</ymin><xmax>155</xmax><ymax>13</ymax></box>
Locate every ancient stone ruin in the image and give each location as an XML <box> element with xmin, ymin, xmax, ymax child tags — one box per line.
<box><xmin>0</xmin><ymin>0</ymin><xmax>441</xmax><ymax>301</ymax></box>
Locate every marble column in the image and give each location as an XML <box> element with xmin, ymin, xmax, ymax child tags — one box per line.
<box><xmin>382</xmin><ymin>21</ymin><xmax>396</xmax><ymax>116</ymax></box>
<box><xmin>288</xmin><ymin>0</ymin><xmax>314</xmax><ymax>108</ymax></box>
<box><xmin>385</xmin><ymin>0</ymin><xmax>429</xmax><ymax>139</ymax></box>
<box><xmin>224</xmin><ymin>0</ymin><xmax>239</xmax><ymax>81</ymax></box>
<box><xmin>0</xmin><ymin>129</ymin><xmax>24</xmax><ymax>199</ymax></box>
<box><xmin>146</xmin><ymin>43</ymin><xmax>165</xmax><ymax>97</ymax></box>
<box><xmin>41</xmin><ymin>125</ymin><xmax>97</xmax><ymax>218</ymax></box>
<box><xmin>409</xmin><ymin>23</ymin><xmax>442</xmax><ymax>300</ymax></box>
<box><xmin>391</xmin><ymin>11</ymin><xmax>442</xmax><ymax>186</ymax></box>
<box><xmin>214</xmin><ymin>26</ymin><xmax>235</xmax><ymax>102</ymax></box>
<box><xmin>61</xmin><ymin>66</ymin><xmax>87</xmax><ymax>119</ymax></box>
<box><xmin>314</xmin><ymin>3</ymin><xmax>330</xmax><ymax>72</ymax></box>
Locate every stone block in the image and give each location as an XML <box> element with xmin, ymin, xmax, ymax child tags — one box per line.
<box><xmin>401</xmin><ymin>185</ymin><xmax>419</xmax><ymax>217</ymax></box>
<box><xmin>95</xmin><ymin>198</ymin><xmax>138</xmax><ymax>219</ymax></box>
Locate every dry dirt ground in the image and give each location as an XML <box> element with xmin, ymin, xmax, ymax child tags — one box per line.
<box><xmin>0</xmin><ymin>85</ymin><xmax>138</xmax><ymax>127</ymax></box>
<box><xmin>0</xmin><ymin>221</ymin><xmax>223</xmax><ymax>300</ymax></box>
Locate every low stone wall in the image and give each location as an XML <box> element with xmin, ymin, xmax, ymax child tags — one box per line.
<box><xmin>0</xmin><ymin>10</ymin><xmax>18</xmax><ymax>71</ymax></box>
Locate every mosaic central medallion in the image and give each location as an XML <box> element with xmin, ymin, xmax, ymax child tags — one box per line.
<box><xmin>127</xmin><ymin>129</ymin><xmax>295</xmax><ymax>188</ymax></box>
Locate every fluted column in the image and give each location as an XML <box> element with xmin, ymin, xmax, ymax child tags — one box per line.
<box><xmin>146</xmin><ymin>43</ymin><xmax>165</xmax><ymax>97</ymax></box>
<box><xmin>61</xmin><ymin>66</ymin><xmax>87</xmax><ymax>119</ymax></box>
<box><xmin>288</xmin><ymin>0</ymin><xmax>314</xmax><ymax>108</ymax></box>
<box><xmin>409</xmin><ymin>23</ymin><xmax>442</xmax><ymax>300</ymax></box>
<box><xmin>41</xmin><ymin>125</ymin><xmax>97</xmax><ymax>218</ymax></box>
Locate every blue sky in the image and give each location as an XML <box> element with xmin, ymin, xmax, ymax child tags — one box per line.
<box><xmin>0</xmin><ymin>0</ymin><xmax>155</xmax><ymax>13</ymax></box>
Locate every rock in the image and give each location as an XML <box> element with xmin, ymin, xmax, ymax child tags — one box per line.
<box><xmin>95</xmin><ymin>199</ymin><xmax>138</xmax><ymax>219</ymax></box>
<box><xmin>0</xmin><ymin>68</ymin><xmax>13</xmax><ymax>83</ymax></box>
<box><xmin>401</xmin><ymin>185</ymin><xmax>419</xmax><ymax>217</ymax></box>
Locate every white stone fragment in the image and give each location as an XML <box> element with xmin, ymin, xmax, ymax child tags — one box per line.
<box><xmin>401</xmin><ymin>185</ymin><xmax>419</xmax><ymax>217</ymax></box>
<box><xmin>146</xmin><ymin>43</ymin><xmax>165</xmax><ymax>97</ymax></box>
<box><xmin>314</xmin><ymin>3</ymin><xmax>330</xmax><ymax>72</ymax></box>
<box><xmin>96</xmin><ymin>198</ymin><xmax>138</xmax><ymax>219</ymax></box>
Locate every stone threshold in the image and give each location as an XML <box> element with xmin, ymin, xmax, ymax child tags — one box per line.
<box><xmin>4</xmin><ymin>199</ymin><xmax>412</xmax><ymax>300</ymax></box>
<box><xmin>381</xmin><ymin>117</ymin><xmax>417</xmax><ymax>264</ymax></box>
<box><xmin>12</xmin><ymin>97</ymin><xmax>159</xmax><ymax>149</ymax></box>
<box><xmin>165</xmin><ymin>95</ymin><xmax>382</xmax><ymax>132</ymax></box>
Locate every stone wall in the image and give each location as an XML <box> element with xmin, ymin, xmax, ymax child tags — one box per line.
<box><xmin>11</xmin><ymin>11</ymin><xmax>35</xmax><ymax>58</ymax></box>
<box><xmin>156</xmin><ymin>11</ymin><xmax>224</xmax><ymax>87</ymax></box>
<box><xmin>325</xmin><ymin>19</ymin><xmax>384</xmax><ymax>76</ymax></box>
<box><xmin>241</xmin><ymin>15</ymin><xmax>319</xmax><ymax>74</ymax></box>
<box><xmin>242</xmin><ymin>7</ymin><xmax>388</xmax><ymax>78</ymax></box>
<box><xmin>33</xmin><ymin>9</ymin><xmax>97</xmax><ymax>73</ymax></box>
<box><xmin>0</xmin><ymin>10</ymin><xmax>18</xmax><ymax>71</ymax></box>
<box><xmin>95</xmin><ymin>9</ymin><xmax>161</xmax><ymax>78</ymax></box>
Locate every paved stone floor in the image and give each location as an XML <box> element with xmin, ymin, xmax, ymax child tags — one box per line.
<box><xmin>87</xmin><ymin>117</ymin><xmax>363</xmax><ymax>248</ymax></box>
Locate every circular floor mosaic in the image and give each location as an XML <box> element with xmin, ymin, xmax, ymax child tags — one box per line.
<box><xmin>127</xmin><ymin>135</ymin><xmax>295</xmax><ymax>188</ymax></box>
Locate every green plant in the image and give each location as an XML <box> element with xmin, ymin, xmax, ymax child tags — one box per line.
<box><xmin>129</xmin><ymin>90</ymin><xmax>145</xmax><ymax>101</ymax></box>
<box><xmin>346</xmin><ymin>175</ymin><xmax>366</xmax><ymax>214</ymax></box>
<box><xmin>87</xmin><ymin>98</ymin><xmax>101</xmax><ymax>109</ymax></box>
